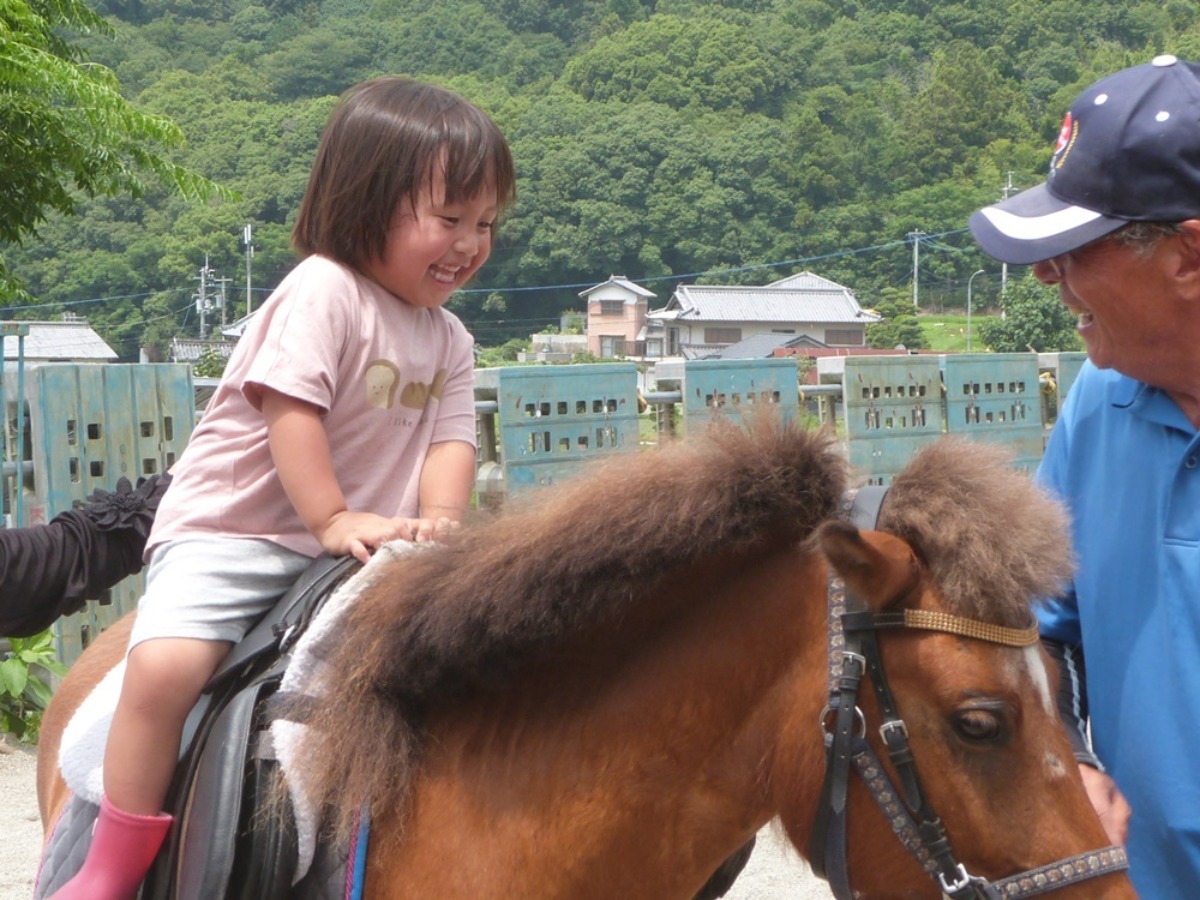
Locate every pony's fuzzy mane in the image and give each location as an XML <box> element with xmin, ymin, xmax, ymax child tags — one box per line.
<box><xmin>879</xmin><ymin>437</ymin><xmax>1073</xmax><ymax>625</ymax></box>
<box><xmin>297</xmin><ymin>427</ymin><xmax>1073</xmax><ymax>841</ymax></box>
<box><xmin>298</xmin><ymin>418</ymin><xmax>847</xmax><ymax>840</ymax></box>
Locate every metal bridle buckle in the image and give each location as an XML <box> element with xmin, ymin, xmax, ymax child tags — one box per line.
<box><xmin>819</xmin><ymin>704</ymin><xmax>866</xmax><ymax>739</ymax></box>
<box><xmin>838</xmin><ymin>650</ymin><xmax>866</xmax><ymax>679</ymax></box>
<box><xmin>879</xmin><ymin>718</ymin><xmax>908</xmax><ymax>746</ymax></box>
<box><xmin>937</xmin><ymin>863</ymin><xmax>986</xmax><ymax>896</ymax></box>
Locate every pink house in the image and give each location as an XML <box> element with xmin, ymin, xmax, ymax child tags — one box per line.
<box><xmin>581</xmin><ymin>276</ymin><xmax>658</xmax><ymax>358</ymax></box>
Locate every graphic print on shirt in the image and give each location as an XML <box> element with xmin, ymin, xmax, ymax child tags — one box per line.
<box><xmin>365</xmin><ymin>360</ymin><xmax>402</xmax><ymax>409</ymax></box>
<box><xmin>365</xmin><ymin>359</ymin><xmax>448</xmax><ymax>411</ymax></box>
<box><xmin>400</xmin><ymin>368</ymin><xmax>447</xmax><ymax>409</ymax></box>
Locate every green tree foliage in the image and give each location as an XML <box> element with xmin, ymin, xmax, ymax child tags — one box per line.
<box><xmin>1</xmin><ymin>0</ymin><xmax>1192</xmax><ymax>349</ymax></box>
<box><xmin>1</xmin><ymin>630</ymin><xmax>66</xmax><ymax>742</ymax></box>
<box><xmin>867</xmin><ymin>293</ymin><xmax>926</xmax><ymax>351</ymax></box>
<box><xmin>977</xmin><ymin>274</ymin><xmax>1083</xmax><ymax>353</ymax></box>
<box><xmin>193</xmin><ymin>346</ymin><xmax>229</xmax><ymax>377</ymax></box>
<box><xmin>0</xmin><ymin>0</ymin><xmax>226</xmax><ymax>301</ymax></box>
<box><xmin>563</xmin><ymin>13</ymin><xmax>775</xmax><ymax>112</ymax></box>
<box><xmin>475</xmin><ymin>338</ymin><xmax>529</xmax><ymax>366</ymax></box>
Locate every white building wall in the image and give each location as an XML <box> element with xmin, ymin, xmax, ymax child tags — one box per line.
<box><xmin>680</xmin><ymin>321</ymin><xmax>821</xmax><ymax>344</ymax></box>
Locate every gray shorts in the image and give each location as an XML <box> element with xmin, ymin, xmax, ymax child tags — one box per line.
<box><xmin>128</xmin><ymin>537</ymin><xmax>313</xmax><ymax>649</ymax></box>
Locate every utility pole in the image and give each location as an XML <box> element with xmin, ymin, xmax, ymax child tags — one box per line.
<box><xmin>243</xmin><ymin>223</ymin><xmax>255</xmax><ymax>315</ymax></box>
<box><xmin>908</xmin><ymin>230</ymin><xmax>926</xmax><ymax>310</ymax></box>
<box><xmin>194</xmin><ymin>255</ymin><xmax>214</xmax><ymax>339</ymax></box>
<box><xmin>215</xmin><ymin>276</ymin><xmax>233</xmax><ymax>329</ymax></box>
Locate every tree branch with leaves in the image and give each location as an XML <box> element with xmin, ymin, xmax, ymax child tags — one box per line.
<box><xmin>0</xmin><ymin>0</ymin><xmax>229</xmax><ymax>301</ymax></box>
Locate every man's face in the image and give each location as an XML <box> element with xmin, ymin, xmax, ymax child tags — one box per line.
<box><xmin>1031</xmin><ymin>232</ymin><xmax>1185</xmax><ymax>384</ymax></box>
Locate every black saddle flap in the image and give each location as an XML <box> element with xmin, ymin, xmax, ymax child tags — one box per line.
<box><xmin>174</xmin><ymin>678</ymin><xmax>269</xmax><ymax>900</ymax></box>
<box><xmin>205</xmin><ymin>554</ymin><xmax>359</xmax><ymax>695</ymax></box>
<box><xmin>140</xmin><ymin>552</ymin><xmax>359</xmax><ymax>899</ymax></box>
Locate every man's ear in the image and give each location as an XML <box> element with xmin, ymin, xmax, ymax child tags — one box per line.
<box><xmin>1169</xmin><ymin>220</ymin><xmax>1200</xmax><ymax>290</ymax></box>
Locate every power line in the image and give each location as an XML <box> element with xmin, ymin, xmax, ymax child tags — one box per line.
<box><xmin>0</xmin><ymin>288</ymin><xmax>191</xmax><ymax>312</ymax></box>
<box><xmin>2</xmin><ymin>227</ymin><xmax>976</xmax><ymax>314</ymax></box>
<box><xmin>459</xmin><ymin>228</ymin><xmax>972</xmax><ymax>296</ymax></box>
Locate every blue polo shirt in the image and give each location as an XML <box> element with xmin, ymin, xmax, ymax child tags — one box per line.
<box><xmin>1038</xmin><ymin>361</ymin><xmax>1200</xmax><ymax>898</ymax></box>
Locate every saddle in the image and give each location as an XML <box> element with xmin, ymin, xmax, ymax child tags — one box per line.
<box><xmin>142</xmin><ymin>552</ymin><xmax>756</xmax><ymax>900</ymax></box>
<box><xmin>39</xmin><ymin>550</ymin><xmax>756</xmax><ymax>899</ymax></box>
<box><xmin>141</xmin><ymin>553</ymin><xmax>361</xmax><ymax>900</ymax></box>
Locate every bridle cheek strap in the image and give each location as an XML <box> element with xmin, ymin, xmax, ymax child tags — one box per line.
<box><xmin>809</xmin><ymin>487</ymin><xmax>1128</xmax><ymax>899</ymax></box>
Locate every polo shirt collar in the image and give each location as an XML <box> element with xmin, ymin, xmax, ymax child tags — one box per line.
<box><xmin>1119</xmin><ymin>377</ymin><xmax>1196</xmax><ymax>434</ymax></box>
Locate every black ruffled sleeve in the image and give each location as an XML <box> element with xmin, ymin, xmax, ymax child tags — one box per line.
<box><xmin>0</xmin><ymin>473</ymin><xmax>171</xmax><ymax>638</ymax></box>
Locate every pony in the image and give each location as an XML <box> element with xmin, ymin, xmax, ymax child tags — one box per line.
<box><xmin>37</xmin><ymin>418</ymin><xmax>1134</xmax><ymax>898</ymax></box>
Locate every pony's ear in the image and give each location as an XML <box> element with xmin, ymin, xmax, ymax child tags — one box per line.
<box><xmin>819</xmin><ymin>520</ymin><xmax>920</xmax><ymax>611</ymax></box>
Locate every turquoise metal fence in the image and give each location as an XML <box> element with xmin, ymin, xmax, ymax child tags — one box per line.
<box><xmin>1</xmin><ymin>322</ymin><xmax>31</xmax><ymax>527</ymax></box>
<box><xmin>1055</xmin><ymin>352</ymin><xmax>1089</xmax><ymax>402</ymax></box>
<box><xmin>842</xmin><ymin>356</ymin><xmax>944</xmax><ymax>484</ymax></box>
<box><xmin>474</xmin><ymin>363</ymin><xmax>640</xmax><ymax>495</ymax></box>
<box><xmin>942</xmin><ymin>353</ymin><xmax>1044</xmax><ymax>472</ymax></box>
<box><xmin>26</xmin><ymin>364</ymin><xmax>194</xmax><ymax>663</ymax></box>
<box><xmin>680</xmin><ymin>358</ymin><xmax>801</xmax><ymax>428</ymax></box>
<box><xmin>11</xmin><ymin>355</ymin><xmax>1095</xmax><ymax>665</ymax></box>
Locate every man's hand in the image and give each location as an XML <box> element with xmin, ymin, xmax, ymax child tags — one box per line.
<box><xmin>1079</xmin><ymin>764</ymin><xmax>1131</xmax><ymax>847</ymax></box>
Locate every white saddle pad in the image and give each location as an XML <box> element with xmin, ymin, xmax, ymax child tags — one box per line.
<box><xmin>57</xmin><ymin>539</ymin><xmax>422</xmax><ymax>883</ymax></box>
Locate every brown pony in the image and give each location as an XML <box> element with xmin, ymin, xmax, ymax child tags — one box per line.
<box><xmin>38</xmin><ymin>420</ymin><xmax>1134</xmax><ymax>898</ymax></box>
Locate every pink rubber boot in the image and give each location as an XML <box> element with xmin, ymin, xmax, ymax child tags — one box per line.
<box><xmin>48</xmin><ymin>796</ymin><xmax>172</xmax><ymax>900</ymax></box>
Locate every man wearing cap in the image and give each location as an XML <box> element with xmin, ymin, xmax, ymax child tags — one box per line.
<box><xmin>970</xmin><ymin>55</ymin><xmax>1200</xmax><ymax>898</ymax></box>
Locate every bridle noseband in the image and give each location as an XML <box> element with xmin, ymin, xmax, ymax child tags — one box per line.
<box><xmin>809</xmin><ymin>486</ymin><xmax>1129</xmax><ymax>899</ymax></box>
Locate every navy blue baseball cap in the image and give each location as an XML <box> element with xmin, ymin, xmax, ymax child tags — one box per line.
<box><xmin>970</xmin><ymin>56</ymin><xmax>1200</xmax><ymax>264</ymax></box>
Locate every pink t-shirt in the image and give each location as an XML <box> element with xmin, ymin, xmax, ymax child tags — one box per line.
<box><xmin>148</xmin><ymin>255</ymin><xmax>477</xmax><ymax>558</ymax></box>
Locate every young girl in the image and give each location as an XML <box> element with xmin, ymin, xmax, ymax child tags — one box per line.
<box><xmin>51</xmin><ymin>77</ymin><xmax>516</xmax><ymax>899</ymax></box>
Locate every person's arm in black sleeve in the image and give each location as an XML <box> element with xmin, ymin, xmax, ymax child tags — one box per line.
<box><xmin>1041</xmin><ymin>636</ymin><xmax>1103</xmax><ymax>770</ymax></box>
<box><xmin>0</xmin><ymin>473</ymin><xmax>171</xmax><ymax>638</ymax></box>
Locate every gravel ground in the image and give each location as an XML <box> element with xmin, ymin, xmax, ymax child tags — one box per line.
<box><xmin>1</xmin><ymin>736</ymin><xmax>42</xmax><ymax>899</ymax></box>
<box><xmin>0</xmin><ymin>734</ymin><xmax>831</xmax><ymax>899</ymax></box>
<box><xmin>724</xmin><ymin>826</ymin><xmax>834</xmax><ymax>900</ymax></box>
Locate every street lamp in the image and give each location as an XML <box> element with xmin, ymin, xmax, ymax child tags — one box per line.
<box><xmin>967</xmin><ymin>269</ymin><xmax>986</xmax><ymax>352</ymax></box>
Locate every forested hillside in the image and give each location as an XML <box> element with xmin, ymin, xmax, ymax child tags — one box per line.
<box><xmin>5</xmin><ymin>0</ymin><xmax>1199</xmax><ymax>356</ymax></box>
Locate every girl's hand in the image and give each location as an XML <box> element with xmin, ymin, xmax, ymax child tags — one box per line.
<box><xmin>396</xmin><ymin>516</ymin><xmax>460</xmax><ymax>544</ymax></box>
<box><xmin>316</xmin><ymin>511</ymin><xmax>411</xmax><ymax>563</ymax></box>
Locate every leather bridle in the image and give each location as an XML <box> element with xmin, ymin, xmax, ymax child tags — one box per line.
<box><xmin>809</xmin><ymin>486</ymin><xmax>1129</xmax><ymax>899</ymax></box>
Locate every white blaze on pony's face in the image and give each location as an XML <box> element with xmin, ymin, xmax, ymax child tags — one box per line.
<box><xmin>1021</xmin><ymin>644</ymin><xmax>1056</xmax><ymax>716</ymax></box>
<box><xmin>993</xmin><ymin>643</ymin><xmax>1070</xmax><ymax>782</ymax></box>
<box><xmin>1023</xmin><ymin>644</ymin><xmax>1073</xmax><ymax>779</ymax></box>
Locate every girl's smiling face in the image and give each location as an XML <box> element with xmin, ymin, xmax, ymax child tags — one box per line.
<box><xmin>363</xmin><ymin>164</ymin><xmax>498</xmax><ymax>309</ymax></box>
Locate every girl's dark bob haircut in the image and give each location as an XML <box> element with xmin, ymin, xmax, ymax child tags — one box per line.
<box><xmin>292</xmin><ymin>77</ymin><xmax>516</xmax><ymax>271</ymax></box>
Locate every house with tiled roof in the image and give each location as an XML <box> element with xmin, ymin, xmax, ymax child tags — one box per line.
<box><xmin>169</xmin><ymin>338</ymin><xmax>236</xmax><ymax>365</ymax></box>
<box><xmin>580</xmin><ymin>276</ymin><xmax>658</xmax><ymax>358</ymax></box>
<box><xmin>1</xmin><ymin>318</ymin><xmax>119</xmax><ymax>369</ymax></box>
<box><xmin>645</xmin><ymin>272</ymin><xmax>879</xmax><ymax>359</ymax></box>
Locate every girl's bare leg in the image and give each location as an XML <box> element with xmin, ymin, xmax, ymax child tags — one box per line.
<box><xmin>104</xmin><ymin>637</ymin><xmax>232</xmax><ymax>813</ymax></box>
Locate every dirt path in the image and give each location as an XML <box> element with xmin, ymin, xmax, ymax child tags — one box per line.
<box><xmin>0</xmin><ymin>736</ymin><xmax>42</xmax><ymax>899</ymax></box>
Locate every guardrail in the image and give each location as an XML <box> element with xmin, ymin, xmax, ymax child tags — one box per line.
<box><xmin>473</xmin><ymin>353</ymin><xmax>1084</xmax><ymax>498</ymax></box>
<box><xmin>2</xmin><ymin>352</ymin><xmax>1087</xmax><ymax>665</ymax></box>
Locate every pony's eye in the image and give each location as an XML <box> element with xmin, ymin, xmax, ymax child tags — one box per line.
<box><xmin>951</xmin><ymin>709</ymin><xmax>1003</xmax><ymax>743</ymax></box>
